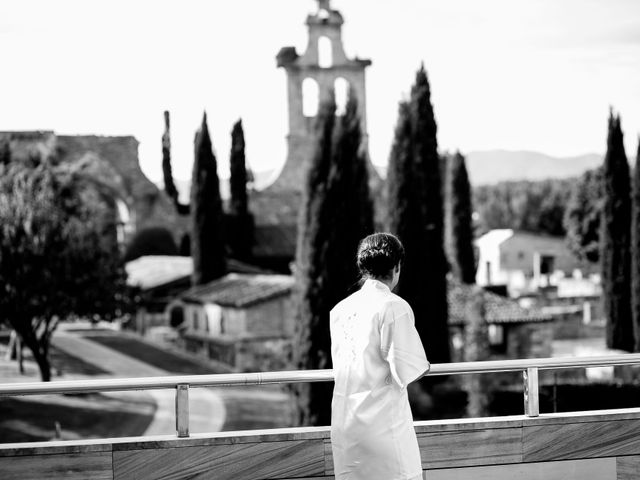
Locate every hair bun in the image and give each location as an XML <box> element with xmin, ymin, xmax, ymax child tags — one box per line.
<box><xmin>356</xmin><ymin>233</ymin><xmax>405</xmax><ymax>279</ymax></box>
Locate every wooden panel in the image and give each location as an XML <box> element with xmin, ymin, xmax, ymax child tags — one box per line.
<box><xmin>324</xmin><ymin>428</ymin><xmax>522</xmax><ymax>474</ymax></box>
<box><xmin>419</xmin><ymin>428</ymin><xmax>522</xmax><ymax>469</ymax></box>
<box><xmin>426</xmin><ymin>458</ymin><xmax>616</xmax><ymax>480</ymax></box>
<box><xmin>524</xmin><ymin>419</ymin><xmax>640</xmax><ymax>462</ymax></box>
<box><xmin>113</xmin><ymin>439</ymin><xmax>325</xmax><ymax>480</ymax></box>
<box><xmin>0</xmin><ymin>451</ymin><xmax>113</xmax><ymax>480</ymax></box>
<box><xmin>617</xmin><ymin>455</ymin><xmax>640</xmax><ymax>480</ymax></box>
<box><xmin>323</xmin><ymin>439</ymin><xmax>333</xmax><ymax>475</ymax></box>
<box><xmin>269</xmin><ymin>478</ymin><xmax>334</xmax><ymax>480</ymax></box>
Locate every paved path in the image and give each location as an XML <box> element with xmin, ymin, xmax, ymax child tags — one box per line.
<box><xmin>51</xmin><ymin>330</ymin><xmax>226</xmax><ymax>435</ymax></box>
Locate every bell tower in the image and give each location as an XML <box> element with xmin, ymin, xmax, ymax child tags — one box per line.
<box><xmin>270</xmin><ymin>0</ymin><xmax>372</xmax><ymax>192</ymax></box>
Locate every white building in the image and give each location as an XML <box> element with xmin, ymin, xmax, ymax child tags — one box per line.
<box><xmin>475</xmin><ymin>229</ymin><xmax>587</xmax><ymax>296</ymax></box>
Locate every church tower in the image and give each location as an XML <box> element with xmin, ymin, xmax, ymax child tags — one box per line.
<box><xmin>269</xmin><ymin>0</ymin><xmax>372</xmax><ymax>191</ymax></box>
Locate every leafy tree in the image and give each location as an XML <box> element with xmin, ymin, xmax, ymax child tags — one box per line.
<box><xmin>564</xmin><ymin>167</ymin><xmax>603</xmax><ymax>263</ymax></box>
<box><xmin>227</xmin><ymin>119</ymin><xmax>254</xmax><ymax>261</ymax></box>
<box><xmin>123</xmin><ymin>226</ymin><xmax>179</xmax><ymax>262</ymax></box>
<box><xmin>474</xmin><ymin>179</ymin><xmax>572</xmax><ymax>236</ymax></box>
<box><xmin>631</xmin><ymin>137</ymin><xmax>640</xmax><ymax>351</ymax></box>
<box><xmin>387</xmin><ymin>65</ymin><xmax>450</xmax><ymax>364</ymax></box>
<box><xmin>601</xmin><ymin>111</ymin><xmax>633</xmax><ymax>352</ymax></box>
<box><xmin>295</xmin><ymin>90</ymin><xmax>374</xmax><ymax>426</ymax></box>
<box><xmin>0</xmin><ymin>161</ymin><xmax>130</xmax><ymax>381</ymax></box>
<box><xmin>446</xmin><ymin>151</ymin><xmax>476</xmax><ymax>284</ymax></box>
<box><xmin>162</xmin><ymin>110</ymin><xmax>190</xmax><ymax>215</ymax></box>
<box><xmin>191</xmin><ymin>112</ymin><xmax>226</xmax><ymax>285</ymax></box>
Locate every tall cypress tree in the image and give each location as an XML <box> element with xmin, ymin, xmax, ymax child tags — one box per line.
<box><xmin>228</xmin><ymin>119</ymin><xmax>254</xmax><ymax>261</ymax></box>
<box><xmin>191</xmin><ymin>112</ymin><xmax>226</xmax><ymax>285</ymax></box>
<box><xmin>601</xmin><ymin>110</ymin><xmax>633</xmax><ymax>351</ymax></box>
<box><xmin>446</xmin><ymin>151</ymin><xmax>476</xmax><ymax>284</ymax></box>
<box><xmin>162</xmin><ymin>111</ymin><xmax>190</xmax><ymax>215</ymax></box>
<box><xmin>388</xmin><ymin>65</ymin><xmax>450</xmax><ymax>364</ymax></box>
<box><xmin>631</xmin><ymin>136</ymin><xmax>640</xmax><ymax>351</ymax></box>
<box><xmin>295</xmin><ymin>90</ymin><xmax>374</xmax><ymax>426</ymax></box>
<box><xmin>0</xmin><ymin>140</ymin><xmax>10</xmax><ymax>166</ymax></box>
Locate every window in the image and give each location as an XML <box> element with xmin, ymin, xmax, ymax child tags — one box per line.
<box><xmin>318</xmin><ymin>36</ymin><xmax>332</xmax><ymax>68</ymax></box>
<box><xmin>488</xmin><ymin>324</ymin><xmax>507</xmax><ymax>353</ymax></box>
<box><xmin>302</xmin><ymin>77</ymin><xmax>319</xmax><ymax>117</ymax></box>
<box><xmin>334</xmin><ymin>77</ymin><xmax>349</xmax><ymax>116</ymax></box>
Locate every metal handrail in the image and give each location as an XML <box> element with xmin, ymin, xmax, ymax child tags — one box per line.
<box><xmin>2</xmin><ymin>353</ymin><xmax>640</xmax><ymax>438</ymax></box>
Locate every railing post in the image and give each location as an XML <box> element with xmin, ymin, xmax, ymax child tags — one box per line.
<box><xmin>175</xmin><ymin>384</ymin><xmax>190</xmax><ymax>437</ymax></box>
<box><xmin>523</xmin><ymin>367</ymin><xmax>539</xmax><ymax>417</ymax></box>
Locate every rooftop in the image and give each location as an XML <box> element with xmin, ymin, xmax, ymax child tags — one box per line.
<box><xmin>126</xmin><ymin>256</ymin><xmax>270</xmax><ymax>291</ymax></box>
<box><xmin>448</xmin><ymin>280</ymin><xmax>552</xmax><ymax>325</ymax></box>
<box><xmin>180</xmin><ymin>273</ymin><xmax>295</xmax><ymax>308</ymax></box>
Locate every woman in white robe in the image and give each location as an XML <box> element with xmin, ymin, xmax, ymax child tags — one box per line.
<box><xmin>330</xmin><ymin>232</ymin><xmax>430</xmax><ymax>480</ymax></box>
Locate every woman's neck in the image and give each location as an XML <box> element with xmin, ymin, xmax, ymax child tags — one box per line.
<box><xmin>367</xmin><ymin>276</ymin><xmax>394</xmax><ymax>290</ymax></box>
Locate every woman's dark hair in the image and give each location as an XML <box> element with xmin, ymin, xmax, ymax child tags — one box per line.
<box><xmin>356</xmin><ymin>233</ymin><xmax>405</xmax><ymax>279</ymax></box>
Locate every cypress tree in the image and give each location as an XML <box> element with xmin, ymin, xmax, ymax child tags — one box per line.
<box><xmin>191</xmin><ymin>112</ymin><xmax>226</xmax><ymax>285</ymax></box>
<box><xmin>446</xmin><ymin>151</ymin><xmax>476</xmax><ymax>284</ymax></box>
<box><xmin>228</xmin><ymin>119</ymin><xmax>254</xmax><ymax>261</ymax></box>
<box><xmin>388</xmin><ymin>65</ymin><xmax>450</xmax><ymax>363</ymax></box>
<box><xmin>295</xmin><ymin>90</ymin><xmax>374</xmax><ymax>426</ymax></box>
<box><xmin>162</xmin><ymin>111</ymin><xmax>190</xmax><ymax>215</ymax></box>
<box><xmin>601</xmin><ymin>110</ymin><xmax>633</xmax><ymax>351</ymax></box>
<box><xmin>631</xmin><ymin>136</ymin><xmax>640</xmax><ymax>351</ymax></box>
<box><xmin>0</xmin><ymin>140</ymin><xmax>10</xmax><ymax>166</ymax></box>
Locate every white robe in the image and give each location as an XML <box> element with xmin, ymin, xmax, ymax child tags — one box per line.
<box><xmin>330</xmin><ymin>279</ymin><xmax>430</xmax><ymax>480</ymax></box>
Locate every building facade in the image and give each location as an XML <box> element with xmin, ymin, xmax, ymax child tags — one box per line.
<box><xmin>167</xmin><ymin>274</ymin><xmax>296</xmax><ymax>372</ymax></box>
<box><xmin>475</xmin><ymin>229</ymin><xmax>587</xmax><ymax>296</ymax></box>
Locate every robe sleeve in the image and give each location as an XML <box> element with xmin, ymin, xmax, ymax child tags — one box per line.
<box><xmin>380</xmin><ymin>301</ymin><xmax>430</xmax><ymax>389</ymax></box>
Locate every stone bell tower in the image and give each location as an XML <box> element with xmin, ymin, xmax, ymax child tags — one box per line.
<box><xmin>269</xmin><ymin>0</ymin><xmax>372</xmax><ymax>192</ymax></box>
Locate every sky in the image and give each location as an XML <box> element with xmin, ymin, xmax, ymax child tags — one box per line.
<box><xmin>1</xmin><ymin>0</ymin><xmax>639</xmax><ymax>184</ymax></box>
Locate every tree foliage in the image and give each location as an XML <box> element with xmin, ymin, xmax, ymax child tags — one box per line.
<box><xmin>631</xmin><ymin>137</ymin><xmax>640</xmax><ymax>351</ymax></box>
<box><xmin>601</xmin><ymin>111</ymin><xmax>633</xmax><ymax>352</ymax></box>
<box><xmin>191</xmin><ymin>112</ymin><xmax>226</xmax><ymax>285</ymax></box>
<box><xmin>474</xmin><ymin>178</ymin><xmax>572</xmax><ymax>237</ymax></box>
<box><xmin>227</xmin><ymin>119</ymin><xmax>254</xmax><ymax>261</ymax></box>
<box><xmin>295</xmin><ymin>90</ymin><xmax>374</xmax><ymax>426</ymax></box>
<box><xmin>123</xmin><ymin>226</ymin><xmax>179</xmax><ymax>262</ymax></box>
<box><xmin>387</xmin><ymin>65</ymin><xmax>450</xmax><ymax>364</ymax></box>
<box><xmin>0</xmin><ymin>160</ymin><xmax>130</xmax><ymax>381</ymax></box>
<box><xmin>564</xmin><ymin>167</ymin><xmax>603</xmax><ymax>263</ymax></box>
<box><xmin>162</xmin><ymin>110</ymin><xmax>190</xmax><ymax>215</ymax></box>
<box><xmin>445</xmin><ymin>152</ymin><xmax>476</xmax><ymax>284</ymax></box>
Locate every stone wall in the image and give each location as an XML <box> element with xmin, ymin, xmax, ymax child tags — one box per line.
<box><xmin>180</xmin><ymin>333</ymin><xmax>293</xmax><ymax>372</ymax></box>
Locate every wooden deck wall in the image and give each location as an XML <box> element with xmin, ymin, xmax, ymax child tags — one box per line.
<box><xmin>2</xmin><ymin>408</ymin><xmax>640</xmax><ymax>479</ymax></box>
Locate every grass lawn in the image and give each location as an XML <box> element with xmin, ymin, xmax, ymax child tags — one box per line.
<box><xmin>83</xmin><ymin>333</ymin><xmax>225</xmax><ymax>375</ymax></box>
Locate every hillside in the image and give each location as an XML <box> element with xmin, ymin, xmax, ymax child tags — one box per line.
<box><xmin>162</xmin><ymin>150</ymin><xmax>603</xmax><ymax>199</ymax></box>
<box><xmin>465</xmin><ymin>150</ymin><xmax>602</xmax><ymax>185</ymax></box>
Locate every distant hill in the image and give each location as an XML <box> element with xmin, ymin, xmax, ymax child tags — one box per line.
<box><xmin>465</xmin><ymin>150</ymin><xmax>602</xmax><ymax>185</ymax></box>
<box><xmin>160</xmin><ymin>150</ymin><xmax>602</xmax><ymax>199</ymax></box>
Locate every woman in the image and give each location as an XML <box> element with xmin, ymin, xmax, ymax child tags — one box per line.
<box><xmin>330</xmin><ymin>232</ymin><xmax>430</xmax><ymax>480</ymax></box>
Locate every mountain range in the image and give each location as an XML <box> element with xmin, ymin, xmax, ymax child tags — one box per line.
<box><xmin>164</xmin><ymin>150</ymin><xmax>603</xmax><ymax>199</ymax></box>
<box><xmin>464</xmin><ymin>150</ymin><xmax>602</xmax><ymax>185</ymax></box>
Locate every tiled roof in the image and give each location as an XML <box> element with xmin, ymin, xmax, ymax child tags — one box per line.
<box><xmin>181</xmin><ymin>273</ymin><xmax>295</xmax><ymax>308</ymax></box>
<box><xmin>448</xmin><ymin>279</ymin><xmax>552</xmax><ymax>325</ymax></box>
<box><xmin>126</xmin><ymin>256</ymin><xmax>271</xmax><ymax>291</ymax></box>
<box><xmin>126</xmin><ymin>256</ymin><xmax>192</xmax><ymax>290</ymax></box>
